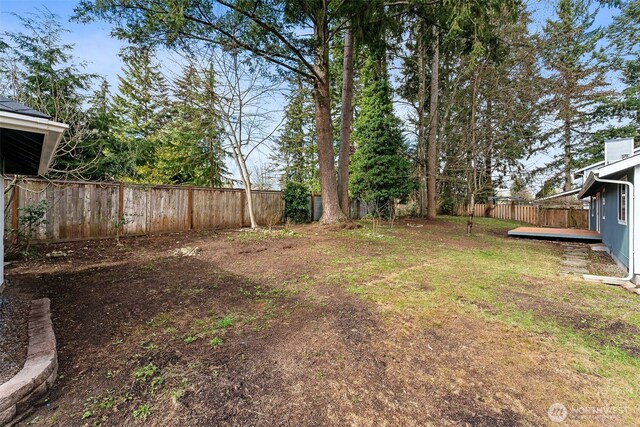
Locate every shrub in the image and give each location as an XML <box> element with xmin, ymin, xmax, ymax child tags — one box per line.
<box><xmin>6</xmin><ymin>199</ymin><xmax>48</xmax><ymax>257</ymax></box>
<box><xmin>283</xmin><ymin>181</ymin><xmax>310</xmax><ymax>223</ymax></box>
<box><xmin>439</xmin><ymin>197</ymin><xmax>456</xmax><ymax>216</ymax></box>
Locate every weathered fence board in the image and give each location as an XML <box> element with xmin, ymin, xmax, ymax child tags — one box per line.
<box><xmin>247</xmin><ymin>191</ymin><xmax>285</xmax><ymax>226</ymax></box>
<box><xmin>5</xmin><ymin>178</ymin><xmax>285</xmax><ymax>243</ymax></box>
<box><xmin>191</xmin><ymin>188</ymin><xmax>241</xmax><ymax>230</ymax></box>
<box><xmin>454</xmin><ymin>203</ymin><xmax>588</xmax><ymax>229</ymax></box>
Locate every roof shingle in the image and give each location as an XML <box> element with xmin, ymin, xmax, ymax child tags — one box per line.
<box><xmin>0</xmin><ymin>96</ymin><xmax>51</xmax><ymax>119</ymax></box>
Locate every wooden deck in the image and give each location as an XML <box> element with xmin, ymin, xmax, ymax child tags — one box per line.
<box><xmin>508</xmin><ymin>227</ymin><xmax>602</xmax><ymax>241</ymax></box>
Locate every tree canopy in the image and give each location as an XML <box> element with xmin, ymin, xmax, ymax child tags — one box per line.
<box><xmin>0</xmin><ymin>0</ymin><xmax>637</xmax><ymax>222</ymax></box>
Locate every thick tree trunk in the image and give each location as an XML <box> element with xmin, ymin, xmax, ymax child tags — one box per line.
<box><xmin>314</xmin><ymin>14</ymin><xmax>347</xmax><ymax>224</ymax></box>
<box><xmin>416</xmin><ymin>24</ymin><xmax>428</xmax><ymax>217</ymax></box>
<box><xmin>466</xmin><ymin>191</ymin><xmax>475</xmax><ymax>235</ymax></box>
<box><xmin>426</xmin><ymin>26</ymin><xmax>439</xmax><ymax>220</ymax></box>
<box><xmin>563</xmin><ymin>118</ymin><xmax>572</xmax><ymax>191</ymax></box>
<box><xmin>466</xmin><ymin>72</ymin><xmax>479</xmax><ymax>236</ymax></box>
<box><xmin>483</xmin><ymin>99</ymin><xmax>493</xmax><ymax>199</ymax></box>
<box><xmin>338</xmin><ymin>26</ymin><xmax>354</xmax><ymax>215</ymax></box>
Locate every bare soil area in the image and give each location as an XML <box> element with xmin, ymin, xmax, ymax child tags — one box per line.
<box><xmin>0</xmin><ymin>290</ymin><xmax>31</xmax><ymax>384</ymax></box>
<box><xmin>5</xmin><ymin>219</ymin><xmax>639</xmax><ymax>426</ymax></box>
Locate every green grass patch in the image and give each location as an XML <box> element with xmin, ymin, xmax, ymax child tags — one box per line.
<box><xmin>321</xmin><ymin>215</ymin><xmax>640</xmax><ymax>398</ymax></box>
<box><xmin>215</xmin><ymin>315</ymin><xmax>235</xmax><ymax>329</ymax></box>
<box><xmin>132</xmin><ymin>404</ymin><xmax>151</xmax><ymax>419</ymax></box>
<box><xmin>209</xmin><ymin>337</ymin><xmax>224</xmax><ymax>347</ymax></box>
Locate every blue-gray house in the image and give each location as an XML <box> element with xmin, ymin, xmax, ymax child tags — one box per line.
<box><xmin>576</xmin><ymin>137</ymin><xmax>638</xmax><ymax>282</ymax></box>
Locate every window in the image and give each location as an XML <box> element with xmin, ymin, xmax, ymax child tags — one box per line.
<box><xmin>602</xmin><ymin>188</ymin><xmax>605</xmax><ymax>219</ymax></box>
<box><xmin>619</xmin><ymin>183</ymin><xmax>627</xmax><ymax>224</ymax></box>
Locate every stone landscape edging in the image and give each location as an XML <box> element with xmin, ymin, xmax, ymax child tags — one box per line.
<box><xmin>0</xmin><ymin>298</ymin><xmax>57</xmax><ymax>426</ymax></box>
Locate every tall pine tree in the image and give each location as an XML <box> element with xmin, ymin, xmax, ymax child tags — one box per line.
<box><xmin>273</xmin><ymin>78</ymin><xmax>318</xmax><ymax>192</ymax></box>
<box><xmin>112</xmin><ymin>46</ymin><xmax>168</xmax><ymax>182</ymax></box>
<box><xmin>541</xmin><ymin>0</ymin><xmax>612</xmax><ymax>190</ymax></box>
<box><xmin>155</xmin><ymin>59</ymin><xmax>228</xmax><ymax>186</ymax></box>
<box><xmin>600</xmin><ymin>0</ymin><xmax>640</xmax><ymax>145</ymax></box>
<box><xmin>84</xmin><ymin>79</ymin><xmax>120</xmax><ymax>180</ymax></box>
<box><xmin>350</xmin><ymin>54</ymin><xmax>413</xmax><ymax>217</ymax></box>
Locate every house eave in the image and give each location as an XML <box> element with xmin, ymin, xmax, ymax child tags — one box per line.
<box><xmin>578</xmin><ymin>154</ymin><xmax>640</xmax><ymax>199</ymax></box>
<box><xmin>0</xmin><ymin>111</ymin><xmax>68</xmax><ymax>176</ymax></box>
<box><xmin>597</xmin><ymin>153</ymin><xmax>640</xmax><ymax>179</ymax></box>
<box><xmin>578</xmin><ymin>172</ymin><xmax>600</xmax><ymax>199</ymax></box>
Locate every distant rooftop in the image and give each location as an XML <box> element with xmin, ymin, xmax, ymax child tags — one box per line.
<box><xmin>0</xmin><ymin>96</ymin><xmax>51</xmax><ymax>120</ymax></box>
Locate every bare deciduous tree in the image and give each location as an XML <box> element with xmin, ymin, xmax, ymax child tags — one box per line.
<box><xmin>212</xmin><ymin>48</ymin><xmax>283</xmax><ymax>228</ymax></box>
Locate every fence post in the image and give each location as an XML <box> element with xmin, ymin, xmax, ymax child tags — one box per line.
<box><xmin>239</xmin><ymin>191</ymin><xmax>245</xmax><ymax>228</ymax></box>
<box><xmin>187</xmin><ymin>187</ymin><xmax>193</xmax><ymax>230</ymax></box>
<box><xmin>118</xmin><ymin>182</ymin><xmax>124</xmax><ymax>226</ymax></box>
<box><xmin>510</xmin><ymin>201</ymin><xmax>516</xmax><ymax>221</ymax></box>
<box><xmin>310</xmin><ymin>192</ymin><xmax>315</xmax><ymax>222</ymax></box>
<box><xmin>11</xmin><ymin>184</ymin><xmax>19</xmax><ymax>233</ymax></box>
<box><xmin>568</xmin><ymin>207</ymin><xmax>574</xmax><ymax>228</ymax></box>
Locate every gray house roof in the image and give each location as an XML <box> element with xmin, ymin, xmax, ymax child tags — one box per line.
<box><xmin>0</xmin><ymin>97</ymin><xmax>51</xmax><ymax>119</ymax></box>
<box><xmin>578</xmin><ymin>152</ymin><xmax>640</xmax><ymax>199</ymax></box>
<box><xmin>535</xmin><ymin>188</ymin><xmax>580</xmax><ymax>202</ymax></box>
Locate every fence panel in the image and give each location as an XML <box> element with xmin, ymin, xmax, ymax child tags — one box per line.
<box><xmin>122</xmin><ymin>186</ymin><xmax>150</xmax><ymax>235</ymax></box>
<box><xmin>309</xmin><ymin>195</ymin><xmax>323</xmax><ymax>222</ymax></box>
<box><xmin>148</xmin><ymin>186</ymin><xmax>190</xmax><ymax>233</ymax></box>
<box><xmin>452</xmin><ymin>202</ymin><xmax>588</xmax><ymax>228</ymax></box>
<box><xmin>192</xmin><ymin>188</ymin><xmax>241</xmax><ymax>230</ymax></box>
<box><xmin>247</xmin><ymin>191</ymin><xmax>285</xmax><ymax>226</ymax></box>
<box><xmin>5</xmin><ymin>178</ymin><xmax>286</xmax><ymax>243</ymax></box>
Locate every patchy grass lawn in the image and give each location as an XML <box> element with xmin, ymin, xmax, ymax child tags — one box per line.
<box><xmin>6</xmin><ymin>216</ymin><xmax>640</xmax><ymax>426</ymax></box>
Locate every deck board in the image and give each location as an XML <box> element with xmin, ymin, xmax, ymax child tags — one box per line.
<box><xmin>508</xmin><ymin>227</ymin><xmax>602</xmax><ymax>241</ymax></box>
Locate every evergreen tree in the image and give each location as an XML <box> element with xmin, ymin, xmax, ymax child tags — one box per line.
<box><xmin>608</xmin><ymin>0</ymin><xmax>640</xmax><ymax>131</ymax></box>
<box><xmin>112</xmin><ymin>46</ymin><xmax>169</xmax><ymax>182</ymax></box>
<box><xmin>575</xmin><ymin>0</ymin><xmax>640</xmax><ymax>166</ymax></box>
<box><xmin>350</xmin><ymin>55</ymin><xmax>414</xmax><ymax>217</ymax></box>
<box><xmin>0</xmin><ymin>9</ymin><xmax>98</xmax><ymax>178</ymax></box>
<box><xmin>541</xmin><ymin>0</ymin><xmax>612</xmax><ymax>190</ymax></box>
<box><xmin>84</xmin><ymin>79</ymin><xmax>119</xmax><ymax>180</ymax></box>
<box><xmin>76</xmin><ymin>0</ymin><xmax>381</xmax><ymax>223</ymax></box>
<box><xmin>273</xmin><ymin>78</ymin><xmax>318</xmax><ymax>191</ymax></box>
<box><xmin>155</xmin><ymin>60</ymin><xmax>229</xmax><ymax>186</ymax></box>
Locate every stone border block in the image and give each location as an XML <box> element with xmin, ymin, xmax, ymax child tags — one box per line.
<box><xmin>0</xmin><ymin>299</ymin><xmax>57</xmax><ymax>426</ymax></box>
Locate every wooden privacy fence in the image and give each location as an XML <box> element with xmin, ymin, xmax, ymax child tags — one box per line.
<box><xmin>454</xmin><ymin>203</ymin><xmax>589</xmax><ymax>229</ymax></box>
<box><xmin>4</xmin><ymin>178</ymin><xmax>285</xmax><ymax>242</ymax></box>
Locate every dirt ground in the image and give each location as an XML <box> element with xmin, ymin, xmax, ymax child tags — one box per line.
<box><xmin>0</xmin><ymin>291</ymin><xmax>30</xmax><ymax>383</ymax></box>
<box><xmin>4</xmin><ymin>218</ymin><xmax>639</xmax><ymax>426</ymax></box>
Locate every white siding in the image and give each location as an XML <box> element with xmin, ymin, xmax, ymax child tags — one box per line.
<box><xmin>634</xmin><ymin>165</ymin><xmax>640</xmax><ymax>282</ymax></box>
